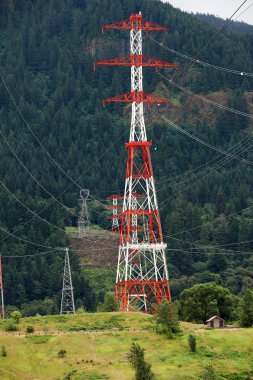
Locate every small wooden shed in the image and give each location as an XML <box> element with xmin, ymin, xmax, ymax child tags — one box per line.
<box><xmin>206</xmin><ymin>316</ymin><xmax>225</xmax><ymax>328</ymax></box>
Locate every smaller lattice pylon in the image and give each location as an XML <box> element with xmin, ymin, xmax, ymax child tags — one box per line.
<box><xmin>0</xmin><ymin>255</ymin><xmax>4</xmax><ymax>319</ymax></box>
<box><xmin>60</xmin><ymin>248</ymin><xmax>75</xmax><ymax>315</ymax></box>
<box><xmin>78</xmin><ymin>189</ymin><xmax>90</xmax><ymax>237</ymax></box>
<box><xmin>106</xmin><ymin>195</ymin><xmax>123</xmax><ymax>234</ymax></box>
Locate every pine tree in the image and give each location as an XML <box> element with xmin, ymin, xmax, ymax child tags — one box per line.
<box><xmin>127</xmin><ymin>343</ymin><xmax>154</xmax><ymax>380</ymax></box>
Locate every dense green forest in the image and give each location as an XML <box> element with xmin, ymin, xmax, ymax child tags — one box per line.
<box><xmin>195</xmin><ymin>12</ymin><xmax>253</xmax><ymax>34</ymax></box>
<box><xmin>0</xmin><ymin>0</ymin><xmax>253</xmax><ymax>312</ymax></box>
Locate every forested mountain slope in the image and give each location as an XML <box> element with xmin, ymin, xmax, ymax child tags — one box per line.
<box><xmin>195</xmin><ymin>12</ymin><xmax>253</xmax><ymax>34</ymax></box>
<box><xmin>0</xmin><ymin>0</ymin><xmax>253</xmax><ymax>310</ymax></box>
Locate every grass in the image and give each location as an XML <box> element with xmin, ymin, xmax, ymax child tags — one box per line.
<box><xmin>0</xmin><ymin>312</ymin><xmax>253</xmax><ymax>380</ymax></box>
<box><xmin>66</xmin><ymin>225</ymin><xmax>103</xmax><ymax>236</ymax></box>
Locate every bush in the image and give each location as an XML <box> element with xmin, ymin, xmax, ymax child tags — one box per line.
<box><xmin>100</xmin><ymin>292</ymin><xmax>118</xmax><ymax>312</ymax></box>
<box><xmin>21</xmin><ymin>298</ymin><xmax>57</xmax><ymax>317</ymax></box>
<box><xmin>4</xmin><ymin>322</ymin><xmax>18</xmax><ymax>331</ymax></box>
<box><xmin>188</xmin><ymin>334</ymin><xmax>197</xmax><ymax>352</ymax></box>
<box><xmin>1</xmin><ymin>345</ymin><xmax>7</xmax><ymax>357</ymax></box>
<box><xmin>154</xmin><ymin>300</ymin><xmax>180</xmax><ymax>335</ymax></box>
<box><xmin>58</xmin><ymin>349</ymin><xmax>67</xmax><ymax>358</ymax></box>
<box><xmin>201</xmin><ymin>365</ymin><xmax>216</xmax><ymax>380</ymax></box>
<box><xmin>10</xmin><ymin>310</ymin><xmax>22</xmax><ymax>324</ymax></box>
<box><xmin>26</xmin><ymin>325</ymin><xmax>34</xmax><ymax>334</ymax></box>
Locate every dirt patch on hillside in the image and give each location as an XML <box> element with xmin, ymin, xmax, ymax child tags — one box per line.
<box><xmin>68</xmin><ymin>229</ymin><xmax>118</xmax><ymax>268</ymax></box>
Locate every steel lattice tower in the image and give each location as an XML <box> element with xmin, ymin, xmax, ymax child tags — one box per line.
<box><xmin>107</xmin><ymin>195</ymin><xmax>123</xmax><ymax>234</ymax></box>
<box><xmin>78</xmin><ymin>189</ymin><xmax>90</xmax><ymax>237</ymax></box>
<box><xmin>60</xmin><ymin>248</ymin><xmax>75</xmax><ymax>314</ymax></box>
<box><xmin>95</xmin><ymin>13</ymin><xmax>176</xmax><ymax>313</ymax></box>
<box><xmin>0</xmin><ymin>255</ymin><xmax>4</xmax><ymax>319</ymax></box>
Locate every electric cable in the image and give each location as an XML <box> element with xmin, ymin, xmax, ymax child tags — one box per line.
<box><xmin>159</xmin><ymin>73</ymin><xmax>253</xmax><ymax>120</ymax></box>
<box><xmin>0</xmin><ymin>111</ymin><xmax>152</xmax><ymax>247</ymax></box>
<box><xmin>160</xmin><ymin>114</ymin><xmax>253</xmax><ymax>166</ymax></box>
<box><xmin>171</xmin><ymin>0</ymin><xmax>249</xmax><ymax>82</ymax></box>
<box><xmin>149</xmin><ymin>34</ymin><xmax>253</xmax><ymax>78</ymax></box>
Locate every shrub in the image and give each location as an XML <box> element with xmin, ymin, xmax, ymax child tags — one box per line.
<box><xmin>1</xmin><ymin>345</ymin><xmax>7</xmax><ymax>357</ymax></box>
<box><xmin>188</xmin><ymin>334</ymin><xmax>197</xmax><ymax>352</ymax></box>
<box><xmin>154</xmin><ymin>300</ymin><xmax>180</xmax><ymax>335</ymax></box>
<box><xmin>58</xmin><ymin>349</ymin><xmax>67</xmax><ymax>358</ymax></box>
<box><xmin>201</xmin><ymin>365</ymin><xmax>216</xmax><ymax>380</ymax></box>
<box><xmin>10</xmin><ymin>310</ymin><xmax>22</xmax><ymax>324</ymax></box>
<box><xmin>26</xmin><ymin>325</ymin><xmax>34</xmax><ymax>334</ymax></box>
<box><xmin>4</xmin><ymin>322</ymin><xmax>18</xmax><ymax>331</ymax></box>
<box><xmin>100</xmin><ymin>292</ymin><xmax>118</xmax><ymax>312</ymax></box>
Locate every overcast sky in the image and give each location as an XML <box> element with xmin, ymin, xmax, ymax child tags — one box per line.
<box><xmin>162</xmin><ymin>1</ymin><xmax>253</xmax><ymax>25</ymax></box>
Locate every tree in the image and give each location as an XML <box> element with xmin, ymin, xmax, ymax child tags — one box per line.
<box><xmin>100</xmin><ymin>292</ymin><xmax>118</xmax><ymax>312</ymax></box>
<box><xmin>240</xmin><ymin>289</ymin><xmax>253</xmax><ymax>327</ymax></box>
<box><xmin>188</xmin><ymin>334</ymin><xmax>197</xmax><ymax>352</ymax></box>
<box><xmin>127</xmin><ymin>343</ymin><xmax>154</xmax><ymax>380</ymax></box>
<box><xmin>180</xmin><ymin>283</ymin><xmax>235</xmax><ymax>323</ymax></box>
<box><xmin>154</xmin><ymin>300</ymin><xmax>180</xmax><ymax>334</ymax></box>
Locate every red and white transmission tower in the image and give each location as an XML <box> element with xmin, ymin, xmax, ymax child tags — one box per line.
<box><xmin>0</xmin><ymin>255</ymin><xmax>4</xmax><ymax>319</ymax></box>
<box><xmin>95</xmin><ymin>13</ymin><xmax>176</xmax><ymax>313</ymax></box>
<box><xmin>106</xmin><ymin>195</ymin><xmax>123</xmax><ymax>234</ymax></box>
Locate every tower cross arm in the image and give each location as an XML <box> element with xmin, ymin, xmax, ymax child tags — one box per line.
<box><xmin>95</xmin><ymin>55</ymin><xmax>177</xmax><ymax>69</ymax></box>
<box><xmin>102</xmin><ymin>13</ymin><xmax>169</xmax><ymax>32</ymax></box>
<box><xmin>103</xmin><ymin>91</ymin><xmax>170</xmax><ymax>106</ymax></box>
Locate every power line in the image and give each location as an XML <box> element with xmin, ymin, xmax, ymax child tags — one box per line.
<box><xmin>152</xmin><ymin>110</ymin><xmax>253</xmax><ymax>198</ymax></box>
<box><xmin>171</xmin><ymin>0</ymin><xmax>249</xmax><ymax>82</ymax></box>
<box><xmin>0</xmin><ymin>110</ymin><xmax>155</xmax><ymax>250</ymax></box>
<box><xmin>150</xmin><ymin>34</ymin><xmax>253</xmax><ymax>78</ymax></box>
<box><xmin>160</xmin><ymin>114</ymin><xmax>253</xmax><ymax>166</ymax></box>
<box><xmin>158</xmin><ymin>73</ymin><xmax>253</xmax><ymax>120</ymax></box>
<box><xmin>0</xmin><ymin>124</ymin><xmax>78</xmax><ymax>217</ymax></box>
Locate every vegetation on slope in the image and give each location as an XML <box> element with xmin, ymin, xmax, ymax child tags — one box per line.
<box><xmin>0</xmin><ymin>312</ymin><xmax>253</xmax><ymax>380</ymax></box>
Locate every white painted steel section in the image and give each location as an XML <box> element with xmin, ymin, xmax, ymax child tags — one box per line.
<box><xmin>130</xmin><ymin>27</ymin><xmax>146</xmax><ymax>142</ymax></box>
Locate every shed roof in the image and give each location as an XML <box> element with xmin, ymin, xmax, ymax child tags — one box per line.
<box><xmin>206</xmin><ymin>316</ymin><xmax>224</xmax><ymax>322</ymax></box>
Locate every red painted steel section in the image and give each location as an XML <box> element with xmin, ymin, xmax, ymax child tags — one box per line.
<box><xmin>103</xmin><ymin>91</ymin><xmax>171</xmax><ymax>106</ymax></box>
<box><xmin>102</xmin><ymin>13</ymin><xmax>169</xmax><ymax>32</ymax></box>
<box><xmin>115</xmin><ymin>280</ymin><xmax>171</xmax><ymax>314</ymax></box>
<box><xmin>95</xmin><ymin>55</ymin><xmax>177</xmax><ymax>69</ymax></box>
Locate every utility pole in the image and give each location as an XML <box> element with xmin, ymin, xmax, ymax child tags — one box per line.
<box><xmin>0</xmin><ymin>254</ymin><xmax>4</xmax><ymax>319</ymax></box>
<box><xmin>78</xmin><ymin>189</ymin><xmax>90</xmax><ymax>237</ymax></box>
<box><xmin>95</xmin><ymin>13</ymin><xmax>177</xmax><ymax>313</ymax></box>
<box><xmin>60</xmin><ymin>248</ymin><xmax>75</xmax><ymax>314</ymax></box>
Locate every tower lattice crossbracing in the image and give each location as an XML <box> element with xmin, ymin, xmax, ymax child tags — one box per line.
<box><xmin>96</xmin><ymin>13</ymin><xmax>176</xmax><ymax>313</ymax></box>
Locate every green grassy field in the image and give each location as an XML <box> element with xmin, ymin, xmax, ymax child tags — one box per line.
<box><xmin>0</xmin><ymin>312</ymin><xmax>253</xmax><ymax>380</ymax></box>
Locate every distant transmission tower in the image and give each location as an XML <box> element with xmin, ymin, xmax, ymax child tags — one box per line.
<box><xmin>60</xmin><ymin>248</ymin><xmax>75</xmax><ymax>314</ymax></box>
<box><xmin>107</xmin><ymin>195</ymin><xmax>123</xmax><ymax>234</ymax></box>
<box><xmin>78</xmin><ymin>189</ymin><xmax>90</xmax><ymax>237</ymax></box>
<box><xmin>95</xmin><ymin>13</ymin><xmax>176</xmax><ymax>313</ymax></box>
<box><xmin>0</xmin><ymin>255</ymin><xmax>4</xmax><ymax>319</ymax></box>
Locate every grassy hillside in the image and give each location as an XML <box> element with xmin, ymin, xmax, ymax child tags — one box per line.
<box><xmin>0</xmin><ymin>312</ymin><xmax>253</xmax><ymax>380</ymax></box>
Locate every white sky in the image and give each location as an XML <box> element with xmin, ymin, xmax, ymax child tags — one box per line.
<box><xmin>162</xmin><ymin>1</ymin><xmax>253</xmax><ymax>25</ymax></box>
